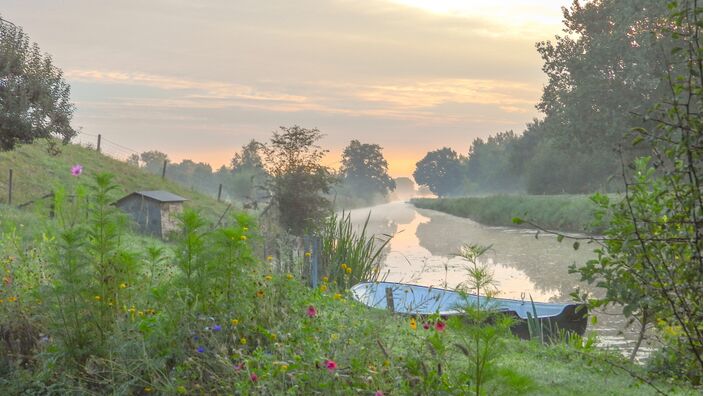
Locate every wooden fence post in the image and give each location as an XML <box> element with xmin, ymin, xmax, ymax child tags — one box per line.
<box><xmin>385</xmin><ymin>287</ymin><xmax>395</xmax><ymax>313</ymax></box>
<box><xmin>97</xmin><ymin>134</ymin><xmax>101</xmax><ymax>153</ymax></box>
<box><xmin>7</xmin><ymin>169</ymin><xmax>13</xmax><ymax>205</ymax></box>
<box><xmin>311</xmin><ymin>236</ymin><xmax>319</xmax><ymax>289</ymax></box>
<box><xmin>217</xmin><ymin>183</ymin><xmax>223</xmax><ymax>202</ymax></box>
<box><xmin>161</xmin><ymin>160</ymin><xmax>167</xmax><ymax>179</ymax></box>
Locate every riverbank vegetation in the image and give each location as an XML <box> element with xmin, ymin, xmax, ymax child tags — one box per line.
<box><xmin>411</xmin><ymin>195</ymin><xmax>602</xmax><ymax>233</ymax></box>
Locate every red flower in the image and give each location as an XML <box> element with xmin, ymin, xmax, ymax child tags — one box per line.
<box><xmin>306</xmin><ymin>305</ymin><xmax>317</xmax><ymax>318</ymax></box>
<box><xmin>375</xmin><ymin>391</ymin><xmax>385</xmax><ymax>396</ymax></box>
<box><xmin>324</xmin><ymin>359</ymin><xmax>337</xmax><ymax>373</ymax></box>
<box><xmin>435</xmin><ymin>321</ymin><xmax>446</xmax><ymax>332</ymax></box>
<box><xmin>422</xmin><ymin>322</ymin><xmax>430</xmax><ymax>330</ymax></box>
<box><xmin>250</xmin><ymin>373</ymin><xmax>258</xmax><ymax>382</ymax></box>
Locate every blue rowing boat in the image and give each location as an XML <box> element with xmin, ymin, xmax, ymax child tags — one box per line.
<box><xmin>350</xmin><ymin>281</ymin><xmax>588</xmax><ymax>339</ymax></box>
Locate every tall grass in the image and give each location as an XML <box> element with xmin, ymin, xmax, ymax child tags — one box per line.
<box><xmin>412</xmin><ymin>195</ymin><xmax>607</xmax><ymax>233</ymax></box>
<box><xmin>318</xmin><ymin>211</ymin><xmax>391</xmax><ymax>288</ymax></box>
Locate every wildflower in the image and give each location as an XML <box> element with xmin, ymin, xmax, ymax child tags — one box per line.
<box><xmin>383</xmin><ymin>359</ymin><xmax>390</xmax><ymax>367</ymax></box>
<box><xmin>250</xmin><ymin>373</ymin><xmax>258</xmax><ymax>382</ymax></box>
<box><xmin>256</xmin><ymin>290</ymin><xmax>265</xmax><ymax>298</ymax></box>
<box><xmin>324</xmin><ymin>359</ymin><xmax>337</xmax><ymax>373</ymax></box>
<box><xmin>341</xmin><ymin>263</ymin><xmax>347</xmax><ymax>270</ymax></box>
<box><xmin>234</xmin><ymin>362</ymin><xmax>244</xmax><ymax>372</ymax></box>
<box><xmin>345</xmin><ymin>267</ymin><xmax>352</xmax><ymax>274</ymax></box>
<box><xmin>144</xmin><ymin>387</ymin><xmax>153</xmax><ymax>393</ymax></box>
<box><xmin>306</xmin><ymin>305</ymin><xmax>317</xmax><ymax>318</ymax></box>
<box><xmin>138</xmin><ymin>311</ymin><xmax>144</xmax><ymax>317</ymax></box>
<box><xmin>231</xmin><ymin>319</ymin><xmax>239</xmax><ymax>326</ymax></box>
<box><xmin>94</xmin><ymin>295</ymin><xmax>101</xmax><ymax>302</ymax></box>
<box><xmin>333</xmin><ymin>293</ymin><xmax>343</xmax><ymax>300</ymax></box>
<box><xmin>422</xmin><ymin>322</ymin><xmax>430</xmax><ymax>330</ymax></box>
<box><xmin>242</xmin><ymin>227</ymin><xmax>249</xmax><ymax>232</ymax></box>
<box><xmin>0</xmin><ymin>299</ymin><xmax>3</xmax><ymax>304</ymax></box>
<box><xmin>304</xmin><ymin>251</ymin><xmax>311</xmax><ymax>258</ymax></box>
<box><xmin>240</xmin><ymin>337</ymin><xmax>247</xmax><ymax>345</ymax></box>
<box><xmin>269</xmin><ymin>333</ymin><xmax>277</xmax><ymax>341</ymax></box>
<box><xmin>119</xmin><ymin>282</ymin><xmax>127</xmax><ymax>289</ymax></box>
<box><xmin>280</xmin><ymin>364</ymin><xmax>289</xmax><ymax>371</ymax></box>
<box><xmin>286</xmin><ymin>273</ymin><xmax>294</xmax><ymax>280</ymax></box>
<box><xmin>410</xmin><ymin>317</ymin><xmax>417</xmax><ymax>330</ymax></box>
<box><xmin>7</xmin><ymin>296</ymin><xmax>17</xmax><ymax>303</ymax></box>
<box><xmin>240</xmin><ymin>235</ymin><xmax>247</xmax><ymax>241</ymax></box>
<box><xmin>266</xmin><ymin>255</ymin><xmax>273</xmax><ymax>261</ymax></box>
<box><xmin>322</xmin><ymin>276</ymin><xmax>329</xmax><ymax>283</ymax></box>
<box><xmin>319</xmin><ymin>284</ymin><xmax>328</xmax><ymax>292</ymax></box>
<box><xmin>435</xmin><ymin>321</ymin><xmax>446</xmax><ymax>332</ymax></box>
<box><xmin>197</xmin><ymin>346</ymin><xmax>205</xmax><ymax>353</ymax></box>
<box><xmin>213</xmin><ymin>324</ymin><xmax>222</xmax><ymax>332</ymax></box>
<box><xmin>128</xmin><ymin>306</ymin><xmax>136</xmax><ymax>314</ymax></box>
<box><xmin>71</xmin><ymin>164</ymin><xmax>83</xmax><ymax>177</ymax></box>
<box><xmin>375</xmin><ymin>392</ymin><xmax>385</xmax><ymax>396</ymax></box>
<box><xmin>264</xmin><ymin>275</ymin><xmax>273</xmax><ymax>281</ymax></box>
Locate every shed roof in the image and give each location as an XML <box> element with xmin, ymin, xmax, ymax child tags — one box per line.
<box><xmin>116</xmin><ymin>190</ymin><xmax>188</xmax><ymax>204</ymax></box>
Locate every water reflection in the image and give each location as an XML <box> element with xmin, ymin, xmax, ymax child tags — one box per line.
<box><xmin>348</xmin><ymin>201</ymin><xmax>649</xmax><ymax>358</ymax></box>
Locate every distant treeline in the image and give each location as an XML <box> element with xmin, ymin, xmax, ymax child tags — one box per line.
<box><xmin>413</xmin><ymin>0</ymin><xmax>672</xmax><ymax>197</ymax></box>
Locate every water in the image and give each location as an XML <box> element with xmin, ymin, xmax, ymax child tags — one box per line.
<box><xmin>348</xmin><ymin>201</ymin><xmax>655</xmax><ymax>360</ymax></box>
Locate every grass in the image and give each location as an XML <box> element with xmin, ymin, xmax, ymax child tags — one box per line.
<box><xmin>0</xmin><ymin>139</ymin><xmax>230</xmax><ymax>220</ymax></box>
<box><xmin>411</xmin><ymin>195</ymin><xmax>607</xmax><ymax>233</ymax></box>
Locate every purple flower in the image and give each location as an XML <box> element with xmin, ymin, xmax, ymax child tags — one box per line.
<box><xmin>213</xmin><ymin>324</ymin><xmax>222</xmax><ymax>332</ymax></box>
<box><xmin>197</xmin><ymin>346</ymin><xmax>205</xmax><ymax>353</ymax></box>
<box><xmin>71</xmin><ymin>164</ymin><xmax>83</xmax><ymax>177</ymax></box>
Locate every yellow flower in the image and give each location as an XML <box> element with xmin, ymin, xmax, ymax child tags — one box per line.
<box><xmin>383</xmin><ymin>359</ymin><xmax>390</xmax><ymax>367</ymax></box>
<box><xmin>345</xmin><ymin>267</ymin><xmax>352</xmax><ymax>274</ymax></box>
<box><xmin>333</xmin><ymin>293</ymin><xmax>343</xmax><ymax>300</ymax></box>
<box><xmin>240</xmin><ymin>235</ymin><xmax>247</xmax><ymax>241</ymax></box>
<box><xmin>94</xmin><ymin>295</ymin><xmax>101</xmax><ymax>302</ymax></box>
<box><xmin>242</xmin><ymin>227</ymin><xmax>249</xmax><ymax>232</ymax></box>
<box><xmin>269</xmin><ymin>333</ymin><xmax>277</xmax><ymax>341</ymax></box>
<box><xmin>341</xmin><ymin>263</ymin><xmax>347</xmax><ymax>270</ymax></box>
<box><xmin>410</xmin><ymin>317</ymin><xmax>417</xmax><ymax>330</ymax></box>
<box><xmin>119</xmin><ymin>282</ymin><xmax>127</xmax><ymax>289</ymax></box>
<box><xmin>286</xmin><ymin>273</ymin><xmax>294</xmax><ymax>280</ymax></box>
<box><xmin>144</xmin><ymin>387</ymin><xmax>153</xmax><ymax>393</ymax></box>
<box><xmin>304</xmin><ymin>251</ymin><xmax>311</xmax><ymax>258</ymax></box>
<box><xmin>138</xmin><ymin>311</ymin><xmax>144</xmax><ymax>317</ymax></box>
<box><xmin>256</xmin><ymin>290</ymin><xmax>265</xmax><ymax>298</ymax></box>
<box><xmin>128</xmin><ymin>306</ymin><xmax>136</xmax><ymax>314</ymax></box>
<box><xmin>240</xmin><ymin>337</ymin><xmax>247</xmax><ymax>345</ymax></box>
<box><xmin>7</xmin><ymin>296</ymin><xmax>17</xmax><ymax>303</ymax></box>
<box><xmin>280</xmin><ymin>364</ymin><xmax>289</xmax><ymax>372</ymax></box>
<box><xmin>266</xmin><ymin>255</ymin><xmax>274</xmax><ymax>261</ymax></box>
<box><xmin>319</xmin><ymin>284</ymin><xmax>328</xmax><ymax>292</ymax></box>
<box><xmin>264</xmin><ymin>275</ymin><xmax>273</xmax><ymax>281</ymax></box>
<box><xmin>0</xmin><ymin>299</ymin><xmax>4</xmax><ymax>304</ymax></box>
<box><xmin>322</xmin><ymin>276</ymin><xmax>329</xmax><ymax>283</ymax></box>
<box><xmin>330</xmin><ymin>333</ymin><xmax>339</xmax><ymax>341</ymax></box>
<box><xmin>231</xmin><ymin>319</ymin><xmax>239</xmax><ymax>326</ymax></box>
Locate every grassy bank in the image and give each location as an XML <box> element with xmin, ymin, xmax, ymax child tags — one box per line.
<box><xmin>411</xmin><ymin>195</ymin><xmax>604</xmax><ymax>233</ymax></box>
<box><xmin>0</xmin><ymin>140</ymin><xmax>230</xmax><ymax>220</ymax></box>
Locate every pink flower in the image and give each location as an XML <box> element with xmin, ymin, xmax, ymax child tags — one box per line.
<box><xmin>250</xmin><ymin>373</ymin><xmax>258</xmax><ymax>382</ymax></box>
<box><xmin>306</xmin><ymin>305</ymin><xmax>317</xmax><ymax>318</ymax></box>
<box><xmin>324</xmin><ymin>359</ymin><xmax>337</xmax><ymax>373</ymax></box>
<box><xmin>435</xmin><ymin>321</ymin><xmax>446</xmax><ymax>332</ymax></box>
<box><xmin>422</xmin><ymin>322</ymin><xmax>430</xmax><ymax>330</ymax></box>
<box><xmin>375</xmin><ymin>391</ymin><xmax>385</xmax><ymax>396</ymax></box>
<box><xmin>234</xmin><ymin>363</ymin><xmax>244</xmax><ymax>372</ymax></box>
<box><xmin>71</xmin><ymin>164</ymin><xmax>83</xmax><ymax>177</ymax></box>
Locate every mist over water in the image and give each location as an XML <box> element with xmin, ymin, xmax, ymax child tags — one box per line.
<box><xmin>349</xmin><ymin>201</ymin><xmax>654</xmax><ymax>360</ymax></box>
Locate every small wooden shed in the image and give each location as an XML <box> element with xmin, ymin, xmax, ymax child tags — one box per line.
<box><xmin>115</xmin><ymin>190</ymin><xmax>187</xmax><ymax>239</ymax></box>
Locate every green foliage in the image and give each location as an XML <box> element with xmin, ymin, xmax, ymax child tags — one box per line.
<box><xmin>263</xmin><ymin>125</ymin><xmax>335</xmax><ymax>235</ymax></box>
<box><xmin>413</xmin><ymin>147</ymin><xmax>464</xmax><ymax>197</ymax></box>
<box><xmin>0</xmin><ymin>17</ymin><xmax>77</xmax><ymax>151</ymax></box>
<box><xmin>318</xmin><ymin>211</ymin><xmax>391</xmax><ymax>288</ymax></box>
<box><xmin>339</xmin><ymin>140</ymin><xmax>396</xmax><ymax>200</ymax></box>
<box><xmin>412</xmin><ymin>194</ymin><xmax>602</xmax><ymax>233</ymax></box>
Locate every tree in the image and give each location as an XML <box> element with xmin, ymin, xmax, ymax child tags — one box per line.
<box><xmin>0</xmin><ymin>17</ymin><xmax>77</xmax><ymax>151</ymax></box>
<box><xmin>568</xmin><ymin>0</ymin><xmax>702</xmax><ymax>382</ymax></box>
<box><xmin>340</xmin><ymin>140</ymin><xmax>395</xmax><ymax>198</ymax></box>
<box><xmin>263</xmin><ymin>126</ymin><xmax>334</xmax><ymax>235</ymax></box>
<box><xmin>231</xmin><ymin>139</ymin><xmax>265</xmax><ymax>173</ymax></box>
<box><xmin>413</xmin><ymin>148</ymin><xmax>463</xmax><ymax>197</ymax></box>
<box><xmin>139</xmin><ymin>150</ymin><xmax>169</xmax><ymax>174</ymax></box>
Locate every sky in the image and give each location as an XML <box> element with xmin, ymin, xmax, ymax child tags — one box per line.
<box><xmin>3</xmin><ymin>0</ymin><xmax>573</xmax><ymax>177</ymax></box>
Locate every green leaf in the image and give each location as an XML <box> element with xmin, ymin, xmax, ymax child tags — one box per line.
<box><xmin>573</xmin><ymin>241</ymin><xmax>580</xmax><ymax>250</ymax></box>
<box><xmin>511</xmin><ymin>217</ymin><xmax>524</xmax><ymax>225</ymax></box>
<box><xmin>557</xmin><ymin>234</ymin><xmax>564</xmax><ymax>243</ymax></box>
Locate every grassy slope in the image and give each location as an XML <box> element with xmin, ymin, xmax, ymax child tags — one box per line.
<box><xmin>412</xmin><ymin>195</ymin><xmax>603</xmax><ymax>233</ymax></box>
<box><xmin>0</xmin><ymin>140</ymin><xmax>230</xmax><ymax>220</ymax></box>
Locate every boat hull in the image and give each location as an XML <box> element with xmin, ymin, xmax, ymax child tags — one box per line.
<box><xmin>350</xmin><ymin>281</ymin><xmax>588</xmax><ymax>340</ymax></box>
